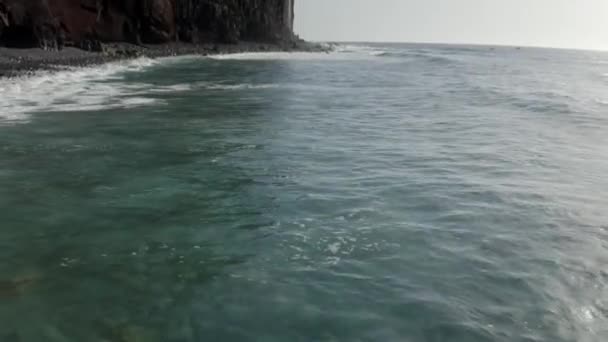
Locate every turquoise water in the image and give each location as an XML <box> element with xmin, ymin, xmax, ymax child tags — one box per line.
<box><xmin>1</xmin><ymin>44</ymin><xmax>608</xmax><ymax>341</ymax></box>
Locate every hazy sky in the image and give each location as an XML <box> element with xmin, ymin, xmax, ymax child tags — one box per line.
<box><xmin>295</xmin><ymin>0</ymin><xmax>608</xmax><ymax>50</ymax></box>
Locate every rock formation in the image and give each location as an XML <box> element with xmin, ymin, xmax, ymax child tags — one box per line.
<box><xmin>0</xmin><ymin>0</ymin><xmax>296</xmax><ymax>50</ymax></box>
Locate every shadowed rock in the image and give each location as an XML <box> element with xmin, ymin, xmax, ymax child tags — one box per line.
<box><xmin>0</xmin><ymin>0</ymin><xmax>296</xmax><ymax>50</ymax></box>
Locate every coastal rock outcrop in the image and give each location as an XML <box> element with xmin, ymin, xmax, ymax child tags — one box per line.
<box><xmin>0</xmin><ymin>0</ymin><xmax>295</xmax><ymax>50</ymax></box>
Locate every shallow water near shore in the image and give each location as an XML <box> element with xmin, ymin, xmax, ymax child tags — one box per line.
<box><xmin>1</xmin><ymin>43</ymin><xmax>608</xmax><ymax>341</ymax></box>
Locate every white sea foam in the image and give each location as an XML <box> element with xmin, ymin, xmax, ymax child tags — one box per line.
<box><xmin>327</xmin><ymin>242</ymin><xmax>341</xmax><ymax>255</ymax></box>
<box><xmin>197</xmin><ymin>82</ymin><xmax>280</xmax><ymax>90</ymax></box>
<box><xmin>0</xmin><ymin>44</ymin><xmax>382</xmax><ymax>125</ymax></box>
<box><xmin>595</xmin><ymin>98</ymin><xmax>608</xmax><ymax>106</ymax></box>
<box><xmin>209</xmin><ymin>51</ymin><xmax>337</xmax><ymax>61</ymax></box>
<box><xmin>208</xmin><ymin>44</ymin><xmax>385</xmax><ymax>61</ymax></box>
<box><xmin>0</xmin><ymin>57</ymin><xmax>162</xmax><ymax>124</ymax></box>
<box><xmin>369</xmin><ymin>50</ymin><xmax>388</xmax><ymax>56</ymax></box>
<box><xmin>335</xmin><ymin>44</ymin><xmax>390</xmax><ymax>56</ymax></box>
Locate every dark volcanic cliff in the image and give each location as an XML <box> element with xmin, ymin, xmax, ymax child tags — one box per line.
<box><xmin>0</xmin><ymin>0</ymin><xmax>295</xmax><ymax>50</ymax></box>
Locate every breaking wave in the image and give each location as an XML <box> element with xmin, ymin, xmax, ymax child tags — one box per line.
<box><xmin>0</xmin><ymin>57</ymin><xmax>161</xmax><ymax>124</ymax></box>
<box><xmin>0</xmin><ymin>43</ymin><xmax>462</xmax><ymax>125</ymax></box>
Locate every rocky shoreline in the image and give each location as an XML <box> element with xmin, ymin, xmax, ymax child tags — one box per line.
<box><xmin>0</xmin><ymin>0</ymin><xmax>311</xmax><ymax>77</ymax></box>
<box><xmin>0</xmin><ymin>39</ymin><xmax>327</xmax><ymax>78</ymax></box>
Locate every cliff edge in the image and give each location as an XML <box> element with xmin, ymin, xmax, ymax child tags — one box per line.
<box><xmin>0</xmin><ymin>0</ymin><xmax>296</xmax><ymax>50</ymax></box>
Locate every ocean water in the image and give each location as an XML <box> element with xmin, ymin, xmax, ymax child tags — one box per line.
<box><xmin>1</xmin><ymin>43</ymin><xmax>608</xmax><ymax>341</ymax></box>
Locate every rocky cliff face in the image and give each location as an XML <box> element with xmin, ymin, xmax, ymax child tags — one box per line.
<box><xmin>0</xmin><ymin>0</ymin><xmax>295</xmax><ymax>50</ymax></box>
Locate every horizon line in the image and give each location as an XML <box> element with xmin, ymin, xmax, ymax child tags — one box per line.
<box><xmin>299</xmin><ymin>38</ymin><xmax>608</xmax><ymax>53</ymax></box>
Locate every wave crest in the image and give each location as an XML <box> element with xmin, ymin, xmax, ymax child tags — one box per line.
<box><xmin>0</xmin><ymin>57</ymin><xmax>160</xmax><ymax>123</ymax></box>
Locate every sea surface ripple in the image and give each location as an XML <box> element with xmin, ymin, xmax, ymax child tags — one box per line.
<box><xmin>1</xmin><ymin>43</ymin><xmax>607</xmax><ymax>341</ymax></box>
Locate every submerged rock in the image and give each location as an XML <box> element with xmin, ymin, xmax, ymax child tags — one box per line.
<box><xmin>116</xmin><ymin>325</ymin><xmax>157</xmax><ymax>342</ymax></box>
<box><xmin>1</xmin><ymin>332</ymin><xmax>20</xmax><ymax>342</ymax></box>
<box><xmin>0</xmin><ymin>0</ymin><xmax>296</xmax><ymax>50</ymax></box>
<box><xmin>98</xmin><ymin>322</ymin><xmax>158</xmax><ymax>342</ymax></box>
<box><xmin>0</xmin><ymin>272</ymin><xmax>42</xmax><ymax>299</ymax></box>
<box><xmin>0</xmin><ymin>280</ymin><xmax>19</xmax><ymax>298</ymax></box>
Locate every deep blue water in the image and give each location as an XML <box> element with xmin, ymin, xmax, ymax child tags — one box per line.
<box><xmin>1</xmin><ymin>43</ymin><xmax>608</xmax><ymax>341</ymax></box>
